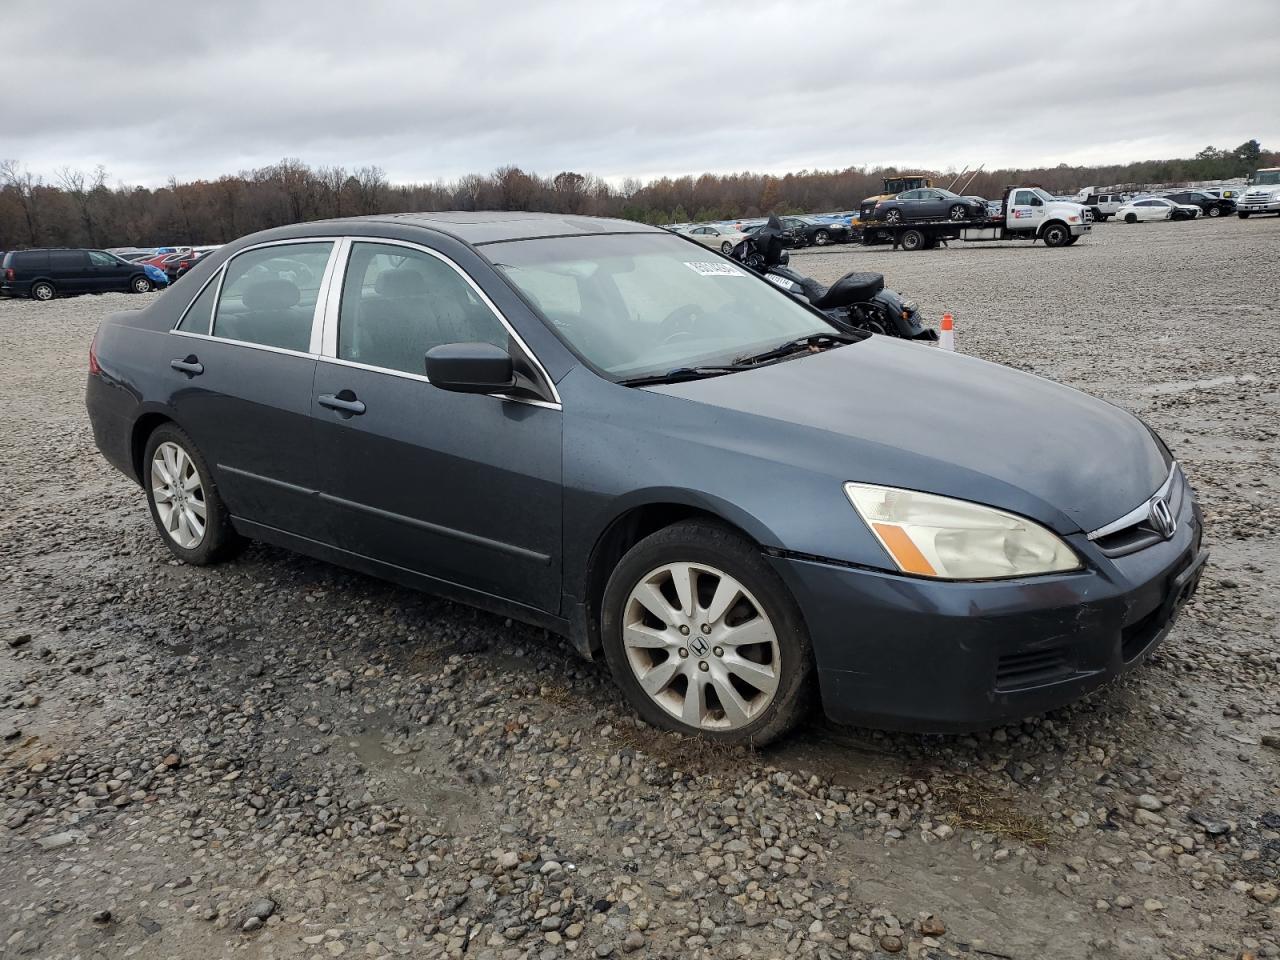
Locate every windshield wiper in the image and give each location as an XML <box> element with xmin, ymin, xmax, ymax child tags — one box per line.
<box><xmin>618</xmin><ymin>365</ymin><xmax>748</xmax><ymax>387</ymax></box>
<box><xmin>733</xmin><ymin>332</ymin><xmax>855</xmax><ymax>366</ymax></box>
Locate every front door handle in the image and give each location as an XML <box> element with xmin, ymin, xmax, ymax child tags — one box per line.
<box><xmin>170</xmin><ymin>355</ymin><xmax>203</xmax><ymax>376</ymax></box>
<box><xmin>318</xmin><ymin>392</ymin><xmax>366</xmax><ymax>416</ymax></box>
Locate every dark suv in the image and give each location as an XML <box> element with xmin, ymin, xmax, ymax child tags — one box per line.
<box><xmin>1</xmin><ymin>248</ymin><xmax>158</xmax><ymax>301</ymax></box>
<box><xmin>1163</xmin><ymin>191</ymin><xmax>1236</xmax><ymax>218</ymax></box>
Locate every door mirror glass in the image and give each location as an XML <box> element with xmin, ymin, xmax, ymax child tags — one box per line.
<box><xmin>425</xmin><ymin>342</ymin><xmax>514</xmax><ymax>394</ymax></box>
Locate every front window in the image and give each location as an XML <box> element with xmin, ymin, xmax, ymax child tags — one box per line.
<box><xmin>1255</xmin><ymin>170</ymin><xmax>1280</xmax><ymax>185</ymax></box>
<box><xmin>1029</xmin><ymin>188</ymin><xmax>1056</xmax><ymax>204</ymax></box>
<box><xmin>490</xmin><ymin>233</ymin><xmax>837</xmax><ymax>381</ymax></box>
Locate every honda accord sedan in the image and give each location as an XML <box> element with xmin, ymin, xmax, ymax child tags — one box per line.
<box><xmin>86</xmin><ymin>213</ymin><xmax>1207</xmax><ymax>744</ymax></box>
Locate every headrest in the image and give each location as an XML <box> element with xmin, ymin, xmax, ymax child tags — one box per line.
<box><xmin>242</xmin><ymin>278</ymin><xmax>300</xmax><ymax>311</ymax></box>
<box><xmin>374</xmin><ymin>268</ymin><xmax>427</xmax><ymax>298</ymax></box>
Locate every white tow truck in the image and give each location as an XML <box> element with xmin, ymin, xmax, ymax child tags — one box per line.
<box><xmin>863</xmin><ymin>186</ymin><xmax>1091</xmax><ymax>251</ymax></box>
<box><xmin>1237</xmin><ymin>167</ymin><xmax>1280</xmax><ymax>218</ymax></box>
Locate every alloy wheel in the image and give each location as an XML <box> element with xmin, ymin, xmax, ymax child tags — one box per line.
<box><xmin>622</xmin><ymin>562</ymin><xmax>780</xmax><ymax>731</ymax></box>
<box><xmin>151</xmin><ymin>441</ymin><xmax>207</xmax><ymax>549</ymax></box>
<box><xmin>885</xmin><ymin>209</ymin><xmax>902</xmax><ymax>224</ymax></box>
<box><xmin>32</xmin><ymin>283</ymin><xmax>54</xmax><ymax>301</ymax></box>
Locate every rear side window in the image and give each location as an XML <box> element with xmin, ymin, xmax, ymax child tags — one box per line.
<box><xmin>49</xmin><ymin>251</ymin><xmax>87</xmax><ymax>270</ymax></box>
<box><xmin>88</xmin><ymin>251</ymin><xmax>117</xmax><ymax>266</ymax></box>
<box><xmin>337</xmin><ymin>242</ymin><xmax>507</xmax><ymax>376</ymax></box>
<box><xmin>177</xmin><ymin>276</ymin><xmax>220</xmax><ymax>333</ymax></box>
<box><xmin>211</xmin><ymin>242</ymin><xmax>333</xmax><ymax>352</ymax></box>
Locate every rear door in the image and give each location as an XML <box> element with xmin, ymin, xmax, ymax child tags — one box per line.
<box><xmin>166</xmin><ymin>239</ymin><xmax>340</xmax><ymax>538</ymax></box>
<box><xmin>310</xmin><ymin>238</ymin><xmax>563</xmax><ymax>612</ymax></box>
<box><xmin>49</xmin><ymin>250</ymin><xmax>90</xmax><ymax>292</ymax></box>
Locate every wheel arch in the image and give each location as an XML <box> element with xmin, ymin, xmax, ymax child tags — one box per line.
<box><xmin>577</xmin><ymin>496</ymin><xmax>777</xmax><ymax>657</ymax></box>
<box><xmin>1037</xmin><ymin>218</ymin><xmax>1070</xmax><ymax>237</ymax></box>
<box><xmin>129</xmin><ymin>409</ymin><xmax>179</xmax><ymax>484</ymax></box>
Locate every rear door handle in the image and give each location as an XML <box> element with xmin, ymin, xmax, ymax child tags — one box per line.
<box><xmin>170</xmin><ymin>356</ymin><xmax>203</xmax><ymax>376</ymax></box>
<box><xmin>318</xmin><ymin>392</ymin><xmax>366</xmax><ymax>416</ymax></box>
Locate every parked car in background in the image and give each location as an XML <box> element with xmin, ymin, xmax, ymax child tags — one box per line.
<box><xmin>1078</xmin><ymin>193</ymin><xmax>1125</xmax><ymax>221</ymax></box>
<box><xmin>1116</xmin><ymin>198</ymin><xmax>1200</xmax><ymax>223</ymax></box>
<box><xmin>777</xmin><ymin>216</ymin><xmax>851</xmax><ymax>245</ymax></box>
<box><xmin>870</xmin><ymin>188</ymin><xmax>988</xmax><ymax>224</ymax></box>
<box><xmin>163</xmin><ymin>249</ymin><xmax>218</xmax><ymax>281</ymax></box>
<box><xmin>679</xmin><ymin>224</ymin><xmax>749</xmax><ymax>255</ymax></box>
<box><xmin>1163</xmin><ymin>191</ymin><xmax>1235</xmax><ymax>217</ymax></box>
<box><xmin>85</xmin><ymin>212</ymin><xmax>1205</xmax><ymax>743</ymax></box>
<box><xmin>1</xmin><ymin>248</ymin><xmax>159</xmax><ymax>300</ymax></box>
<box><xmin>142</xmin><ymin>262</ymin><xmax>170</xmax><ymax>289</ymax></box>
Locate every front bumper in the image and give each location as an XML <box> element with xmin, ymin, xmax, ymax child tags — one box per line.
<box><xmin>770</xmin><ymin>484</ymin><xmax>1205</xmax><ymax>732</ymax></box>
<box><xmin>1239</xmin><ymin>199</ymin><xmax>1280</xmax><ymax>213</ymax></box>
<box><xmin>1069</xmin><ymin>222</ymin><xmax>1091</xmax><ymax>236</ymax></box>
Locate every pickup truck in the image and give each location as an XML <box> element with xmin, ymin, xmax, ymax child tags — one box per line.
<box><xmin>863</xmin><ymin>186</ymin><xmax>1091</xmax><ymax>251</ymax></box>
<box><xmin>1237</xmin><ymin>168</ymin><xmax>1280</xmax><ymax>218</ymax></box>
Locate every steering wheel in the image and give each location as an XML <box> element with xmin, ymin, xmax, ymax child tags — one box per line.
<box><xmin>659</xmin><ymin>305</ymin><xmax>702</xmax><ymax>344</ymax></box>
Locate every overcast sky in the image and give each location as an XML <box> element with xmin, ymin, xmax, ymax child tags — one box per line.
<box><xmin>7</xmin><ymin>0</ymin><xmax>1279</xmax><ymax>187</ymax></box>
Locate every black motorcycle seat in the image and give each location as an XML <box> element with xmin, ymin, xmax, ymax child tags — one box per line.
<box><xmin>812</xmin><ymin>271</ymin><xmax>884</xmax><ymax>310</ymax></box>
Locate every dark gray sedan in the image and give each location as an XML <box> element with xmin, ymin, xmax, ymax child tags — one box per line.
<box><xmin>872</xmin><ymin>188</ymin><xmax>988</xmax><ymax>224</ymax></box>
<box><xmin>86</xmin><ymin>213</ymin><xmax>1206</xmax><ymax>744</ymax></box>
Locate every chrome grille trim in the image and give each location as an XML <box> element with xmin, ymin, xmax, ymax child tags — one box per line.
<box><xmin>1086</xmin><ymin>462</ymin><xmax>1180</xmax><ymax>542</ymax></box>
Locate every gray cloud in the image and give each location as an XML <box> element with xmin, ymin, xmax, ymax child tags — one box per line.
<box><xmin>6</xmin><ymin>0</ymin><xmax>1279</xmax><ymax>186</ymax></box>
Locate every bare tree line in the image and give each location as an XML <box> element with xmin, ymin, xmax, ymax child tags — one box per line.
<box><xmin>1</xmin><ymin>140</ymin><xmax>1272</xmax><ymax>250</ymax></box>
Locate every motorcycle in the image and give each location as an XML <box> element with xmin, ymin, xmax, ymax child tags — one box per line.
<box><xmin>730</xmin><ymin>216</ymin><xmax>938</xmax><ymax>341</ymax></box>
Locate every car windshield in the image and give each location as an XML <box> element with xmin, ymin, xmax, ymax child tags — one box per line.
<box><xmin>490</xmin><ymin>233</ymin><xmax>838</xmax><ymax>380</ymax></box>
<box><xmin>935</xmin><ymin>188</ymin><xmax>961</xmax><ymax>199</ymax></box>
<box><xmin>1255</xmin><ymin>170</ymin><xmax>1280</xmax><ymax>185</ymax></box>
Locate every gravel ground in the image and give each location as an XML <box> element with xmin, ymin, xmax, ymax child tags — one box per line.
<box><xmin>1</xmin><ymin>215</ymin><xmax>1278</xmax><ymax>960</ymax></box>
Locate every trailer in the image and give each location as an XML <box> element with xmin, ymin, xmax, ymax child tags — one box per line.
<box><xmin>862</xmin><ymin>186</ymin><xmax>1092</xmax><ymax>251</ymax></box>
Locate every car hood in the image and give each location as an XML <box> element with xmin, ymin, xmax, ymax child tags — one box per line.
<box><xmin>648</xmin><ymin>338</ymin><xmax>1170</xmax><ymax>535</ymax></box>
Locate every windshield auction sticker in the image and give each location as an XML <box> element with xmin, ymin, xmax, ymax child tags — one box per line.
<box><xmin>683</xmin><ymin>261</ymin><xmax>746</xmax><ymax>277</ymax></box>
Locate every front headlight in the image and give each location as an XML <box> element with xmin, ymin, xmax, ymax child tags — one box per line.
<box><xmin>844</xmin><ymin>482</ymin><xmax>1081</xmax><ymax>580</ymax></box>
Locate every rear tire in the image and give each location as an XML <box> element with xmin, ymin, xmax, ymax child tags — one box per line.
<box><xmin>31</xmin><ymin>281</ymin><xmax>55</xmax><ymax>301</ymax></box>
<box><xmin>1207</xmin><ymin>206</ymin><xmax>1221</xmax><ymax>217</ymax></box>
<box><xmin>900</xmin><ymin>229</ymin><xmax>926</xmax><ymax>251</ymax></box>
<box><xmin>143</xmin><ymin>424</ymin><xmax>244</xmax><ymax>565</ymax></box>
<box><xmin>600</xmin><ymin>520</ymin><xmax>815</xmax><ymax>746</ymax></box>
<box><xmin>1125</xmin><ymin>213</ymin><xmax>1138</xmax><ymax>224</ymax></box>
<box><xmin>720</xmin><ymin>241</ymin><xmax>733</xmax><ymax>255</ymax></box>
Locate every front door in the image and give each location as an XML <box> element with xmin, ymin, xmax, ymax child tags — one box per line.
<box><xmin>1010</xmin><ymin>189</ymin><xmax>1046</xmax><ymax>229</ymax></box>
<box><xmin>311</xmin><ymin>239</ymin><xmax>563</xmax><ymax>612</ymax></box>
<box><xmin>166</xmin><ymin>240</ymin><xmax>337</xmax><ymax>538</ymax></box>
<box><xmin>87</xmin><ymin>250</ymin><xmax>131</xmax><ymax>292</ymax></box>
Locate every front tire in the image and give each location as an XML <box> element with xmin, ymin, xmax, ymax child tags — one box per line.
<box><xmin>883</xmin><ymin>209</ymin><xmax>902</xmax><ymax>225</ymax></box>
<box><xmin>132</xmin><ymin>276</ymin><xmax>153</xmax><ymax>293</ymax></box>
<box><xmin>1042</xmin><ymin>223</ymin><xmax>1070</xmax><ymax>247</ymax></box>
<box><xmin>814</xmin><ymin>229</ymin><xmax>830</xmax><ymax>245</ymax></box>
<box><xmin>720</xmin><ymin>241</ymin><xmax>733</xmax><ymax>255</ymax></box>
<box><xmin>1238</xmin><ymin>212</ymin><xmax>1250</xmax><ymax>219</ymax></box>
<box><xmin>1207</xmin><ymin>206</ymin><xmax>1221</xmax><ymax>217</ymax></box>
<box><xmin>601</xmin><ymin>520</ymin><xmax>814</xmax><ymax>746</ymax></box>
<box><xmin>31</xmin><ymin>281</ymin><xmax>55</xmax><ymax>301</ymax></box>
<box><xmin>143</xmin><ymin>424</ymin><xmax>243</xmax><ymax>565</ymax></box>
<box><xmin>1124</xmin><ymin>213</ymin><xmax>1138</xmax><ymax>224</ymax></box>
<box><xmin>948</xmin><ymin>204</ymin><xmax>968</xmax><ymax>221</ymax></box>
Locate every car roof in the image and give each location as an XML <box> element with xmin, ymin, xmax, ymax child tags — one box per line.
<box><xmin>337</xmin><ymin>211</ymin><xmax>662</xmax><ymax>246</ymax></box>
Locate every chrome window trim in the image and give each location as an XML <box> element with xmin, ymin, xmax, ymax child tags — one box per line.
<box><xmin>169</xmin><ymin>237</ymin><xmax>342</xmax><ymax>349</ymax></box>
<box><xmin>1086</xmin><ymin>462</ymin><xmax>1180</xmax><ymax>541</ymax></box>
<box><xmin>173</xmin><ymin>266</ymin><xmax>224</xmax><ymax>334</ymax></box>
<box><xmin>318</xmin><ymin>235</ymin><xmax>562</xmax><ymax>410</ymax></box>
<box><xmin>316</xmin><ymin>355</ymin><xmax>561</xmax><ymax>411</ymax></box>
<box><xmin>169</xmin><ymin>328</ymin><xmax>318</xmax><ymax>361</ymax></box>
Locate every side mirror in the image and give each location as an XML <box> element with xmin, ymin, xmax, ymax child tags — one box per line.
<box><xmin>425</xmin><ymin>342</ymin><xmax>514</xmax><ymax>394</ymax></box>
